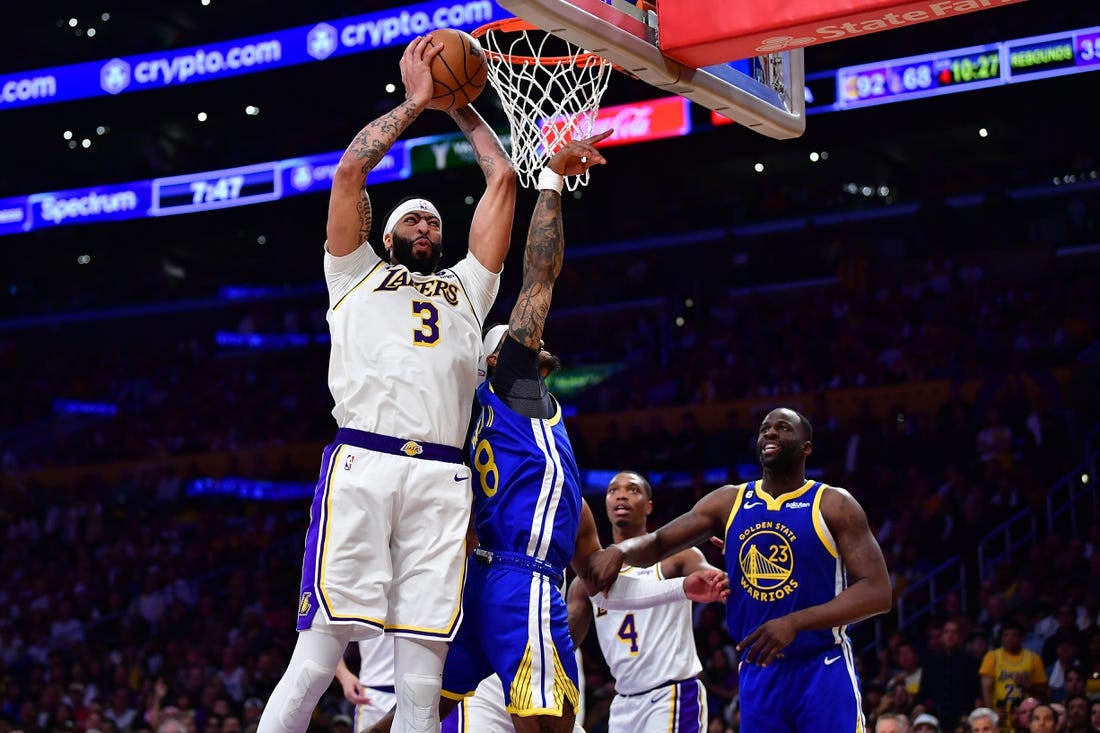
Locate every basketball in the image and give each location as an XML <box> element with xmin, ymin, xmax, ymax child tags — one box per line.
<box><xmin>426</xmin><ymin>28</ymin><xmax>488</xmax><ymax>111</ymax></box>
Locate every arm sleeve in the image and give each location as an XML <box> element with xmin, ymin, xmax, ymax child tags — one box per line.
<box><xmin>490</xmin><ymin>336</ymin><xmax>555</xmax><ymax>419</ymax></box>
<box><xmin>592</xmin><ymin>574</ymin><xmax>687</xmax><ymax>611</ymax></box>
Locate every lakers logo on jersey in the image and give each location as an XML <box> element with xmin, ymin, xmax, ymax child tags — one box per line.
<box><xmin>401</xmin><ymin>441</ymin><xmax>424</xmax><ymax>457</ymax></box>
<box><xmin>737</xmin><ymin>524</ymin><xmax>800</xmax><ymax>601</ymax></box>
<box><xmin>298</xmin><ymin>592</ymin><xmax>312</xmax><ymax>616</ymax></box>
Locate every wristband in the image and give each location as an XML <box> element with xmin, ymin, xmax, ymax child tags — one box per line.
<box><xmin>537</xmin><ymin>167</ymin><xmax>564</xmax><ymax>194</ymax></box>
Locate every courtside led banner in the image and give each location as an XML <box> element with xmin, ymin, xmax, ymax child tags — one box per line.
<box><xmin>656</xmin><ymin>0</ymin><xmax>1028</xmax><ymax>67</ymax></box>
<box><xmin>0</xmin><ymin>144</ymin><xmax>407</xmax><ymax>236</ymax></box>
<box><xmin>0</xmin><ymin>0</ymin><xmax>509</xmax><ymax>111</ymax></box>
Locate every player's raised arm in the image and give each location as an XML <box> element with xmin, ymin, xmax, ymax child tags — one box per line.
<box><xmin>507</xmin><ymin>130</ymin><xmax>611</xmax><ymax>350</ymax></box>
<box><xmin>446</xmin><ymin>104</ymin><xmax>516</xmax><ymax>273</ymax></box>
<box><xmin>327</xmin><ymin>36</ymin><xmax>440</xmax><ymax>257</ymax></box>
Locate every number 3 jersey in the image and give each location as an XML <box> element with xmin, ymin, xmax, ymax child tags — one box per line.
<box><xmin>467</xmin><ymin>380</ymin><xmax>582</xmax><ymax>573</ymax></box>
<box><xmin>324</xmin><ymin>244</ymin><xmax>499</xmax><ymax>449</ymax></box>
<box><xmin>591</xmin><ymin>563</ymin><xmax>702</xmax><ymax>695</ymax></box>
<box><xmin>723</xmin><ymin>480</ymin><xmax>850</xmax><ymax>658</ymax></box>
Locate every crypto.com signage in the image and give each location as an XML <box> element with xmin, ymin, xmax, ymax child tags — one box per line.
<box><xmin>0</xmin><ymin>0</ymin><xmax>503</xmax><ymax>111</ymax></box>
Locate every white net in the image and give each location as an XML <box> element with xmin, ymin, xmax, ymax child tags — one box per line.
<box><xmin>475</xmin><ymin>22</ymin><xmax>613</xmax><ymax>191</ymax></box>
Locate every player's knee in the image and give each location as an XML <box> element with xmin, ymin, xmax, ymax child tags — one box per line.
<box><xmin>397</xmin><ymin>674</ymin><xmax>441</xmax><ymax>733</ymax></box>
<box><xmin>278</xmin><ymin>661</ymin><xmax>329</xmax><ymax>730</ymax></box>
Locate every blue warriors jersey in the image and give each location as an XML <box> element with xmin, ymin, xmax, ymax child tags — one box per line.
<box><xmin>467</xmin><ymin>381</ymin><xmax>582</xmax><ymax>572</ymax></box>
<box><xmin>723</xmin><ymin>480</ymin><xmax>849</xmax><ymax>658</ymax></box>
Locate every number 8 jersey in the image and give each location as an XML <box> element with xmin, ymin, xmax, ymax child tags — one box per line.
<box><xmin>467</xmin><ymin>380</ymin><xmax>582</xmax><ymax>572</ymax></box>
<box><xmin>324</xmin><ymin>245</ymin><xmax>499</xmax><ymax>449</ymax></box>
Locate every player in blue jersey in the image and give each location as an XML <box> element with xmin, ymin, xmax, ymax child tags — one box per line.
<box><xmin>370</xmin><ymin>129</ymin><xmax>728</xmax><ymax>733</ymax></box>
<box><xmin>588</xmin><ymin>406</ymin><xmax>893</xmax><ymax>733</ymax></box>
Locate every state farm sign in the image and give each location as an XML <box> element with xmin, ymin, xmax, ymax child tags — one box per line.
<box><xmin>657</xmin><ymin>0</ymin><xmax>1028</xmax><ymax>67</ymax></box>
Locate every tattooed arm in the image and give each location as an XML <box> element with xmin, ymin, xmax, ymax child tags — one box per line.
<box><xmin>326</xmin><ymin>36</ymin><xmax>440</xmax><ymax>257</ymax></box>
<box><xmin>507</xmin><ymin>130</ymin><xmax>613</xmax><ymax>349</ymax></box>
<box><xmin>448</xmin><ymin>105</ymin><xmax>516</xmax><ymax>273</ymax></box>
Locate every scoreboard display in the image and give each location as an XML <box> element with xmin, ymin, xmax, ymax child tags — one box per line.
<box><xmin>837</xmin><ymin>26</ymin><xmax>1100</xmax><ymax>110</ymax></box>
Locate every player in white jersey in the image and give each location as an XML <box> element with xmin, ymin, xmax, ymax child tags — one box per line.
<box><xmin>258</xmin><ymin>34</ymin><xmax>516</xmax><ymax>733</ymax></box>
<box><xmin>568</xmin><ymin>471</ymin><xmax>719</xmax><ymax>733</ymax></box>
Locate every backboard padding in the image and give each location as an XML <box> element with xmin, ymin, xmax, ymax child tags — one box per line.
<box><xmin>496</xmin><ymin>0</ymin><xmax>806</xmax><ymax>139</ymax></box>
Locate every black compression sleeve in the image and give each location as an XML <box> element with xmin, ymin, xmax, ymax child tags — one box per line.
<box><xmin>489</xmin><ymin>334</ymin><xmax>555</xmax><ymax>419</ymax></box>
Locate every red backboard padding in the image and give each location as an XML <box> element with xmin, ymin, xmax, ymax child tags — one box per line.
<box><xmin>655</xmin><ymin>0</ymin><xmax>1028</xmax><ymax>67</ymax></box>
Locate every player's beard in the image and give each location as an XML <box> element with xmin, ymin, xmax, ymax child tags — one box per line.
<box><xmin>390</xmin><ymin>231</ymin><xmax>442</xmax><ymax>275</ymax></box>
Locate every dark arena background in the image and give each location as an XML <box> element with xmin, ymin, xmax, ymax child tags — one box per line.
<box><xmin>1</xmin><ymin>2</ymin><xmax>1098</xmax><ymax>733</ymax></box>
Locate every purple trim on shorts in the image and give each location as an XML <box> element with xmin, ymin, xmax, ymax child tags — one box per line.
<box><xmin>335</xmin><ymin>427</ymin><xmax>463</xmax><ymax>464</ymax></box>
<box><xmin>296</xmin><ymin>440</ymin><xmax>339</xmax><ymax>632</ymax></box>
<box><xmin>441</xmin><ymin>702</ymin><xmax>461</xmax><ymax>733</ymax></box>
<box><xmin>675</xmin><ymin>678</ymin><xmax>703</xmax><ymax>733</ymax></box>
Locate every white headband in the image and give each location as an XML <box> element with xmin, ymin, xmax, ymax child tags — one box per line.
<box><xmin>478</xmin><ymin>324</ymin><xmax>509</xmax><ymax>378</ymax></box>
<box><xmin>384</xmin><ymin>198</ymin><xmax>442</xmax><ymax>238</ymax></box>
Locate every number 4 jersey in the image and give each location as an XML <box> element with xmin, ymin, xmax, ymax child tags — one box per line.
<box><xmin>591</xmin><ymin>563</ymin><xmax>702</xmax><ymax>695</ymax></box>
<box><xmin>324</xmin><ymin>244</ymin><xmax>500</xmax><ymax>449</ymax></box>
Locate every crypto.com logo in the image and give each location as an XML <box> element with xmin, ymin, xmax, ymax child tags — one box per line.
<box><xmin>307</xmin><ymin>23</ymin><xmax>339</xmax><ymax>60</ymax></box>
<box><xmin>100</xmin><ymin>58</ymin><xmax>132</xmax><ymax>94</ymax></box>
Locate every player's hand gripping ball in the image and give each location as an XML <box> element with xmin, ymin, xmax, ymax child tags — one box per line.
<box><xmin>426</xmin><ymin>28</ymin><xmax>488</xmax><ymax>111</ymax></box>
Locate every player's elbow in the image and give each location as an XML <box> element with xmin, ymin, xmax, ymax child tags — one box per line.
<box><xmin>868</xmin><ymin>581</ymin><xmax>894</xmax><ymax>616</ymax></box>
<box><xmin>485</xmin><ymin>158</ymin><xmax>517</xmax><ymax>191</ymax></box>
<box><xmin>333</xmin><ymin>158</ymin><xmax>366</xmax><ymax>190</ymax></box>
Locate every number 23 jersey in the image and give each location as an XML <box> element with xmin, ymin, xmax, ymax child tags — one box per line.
<box><xmin>724</xmin><ymin>480</ymin><xmax>850</xmax><ymax>658</ymax></box>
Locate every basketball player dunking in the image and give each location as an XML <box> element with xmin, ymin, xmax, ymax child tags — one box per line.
<box><xmin>588</xmin><ymin>407</ymin><xmax>892</xmax><ymax>733</ymax></box>
<box><xmin>567</xmin><ymin>470</ymin><xmax>718</xmax><ymax>732</ymax></box>
<box><xmin>257</xmin><ymin>35</ymin><xmax>516</xmax><ymax>733</ymax></box>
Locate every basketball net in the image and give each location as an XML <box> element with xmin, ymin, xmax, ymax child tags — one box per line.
<box><xmin>474</xmin><ymin>19</ymin><xmax>613</xmax><ymax>191</ymax></box>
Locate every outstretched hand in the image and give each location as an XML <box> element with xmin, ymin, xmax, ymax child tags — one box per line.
<box><xmin>683</xmin><ymin>569</ymin><xmax>730</xmax><ymax>604</ymax></box>
<box><xmin>547</xmin><ymin>129</ymin><xmax>614</xmax><ymax>177</ymax></box>
<box><xmin>399</xmin><ymin>35</ymin><xmax>442</xmax><ymax>109</ymax></box>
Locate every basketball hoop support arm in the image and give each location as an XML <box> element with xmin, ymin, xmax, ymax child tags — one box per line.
<box><xmin>496</xmin><ymin>0</ymin><xmax>806</xmax><ymax>139</ymax></box>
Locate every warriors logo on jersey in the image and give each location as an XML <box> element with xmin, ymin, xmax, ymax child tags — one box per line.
<box><xmin>736</xmin><ymin>519</ymin><xmax>799</xmax><ymax>602</ymax></box>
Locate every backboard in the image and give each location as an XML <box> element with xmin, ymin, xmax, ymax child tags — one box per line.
<box><xmin>495</xmin><ymin>0</ymin><xmax>806</xmax><ymax>139</ymax></box>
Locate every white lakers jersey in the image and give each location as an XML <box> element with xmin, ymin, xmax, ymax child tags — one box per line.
<box><xmin>591</xmin><ymin>564</ymin><xmax>702</xmax><ymax>695</ymax></box>
<box><xmin>324</xmin><ymin>244</ymin><xmax>499</xmax><ymax>449</ymax></box>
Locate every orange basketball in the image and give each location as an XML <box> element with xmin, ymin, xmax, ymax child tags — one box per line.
<box><xmin>426</xmin><ymin>28</ymin><xmax>488</xmax><ymax>111</ymax></box>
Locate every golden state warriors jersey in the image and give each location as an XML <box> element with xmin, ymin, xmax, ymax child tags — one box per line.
<box><xmin>324</xmin><ymin>245</ymin><xmax>499</xmax><ymax>449</ymax></box>
<box><xmin>591</xmin><ymin>563</ymin><xmax>703</xmax><ymax>695</ymax></box>
<box><xmin>467</xmin><ymin>381</ymin><xmax>582</xmax><ymax>571</ymax></box>
<box><xmin>724</xmin><ymin>480</ymin><xmax>849</xmax><ymax>657</ymax></box>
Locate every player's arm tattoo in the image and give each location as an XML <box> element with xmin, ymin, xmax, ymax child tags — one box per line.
<box><xmin>509</xmin><ymin>190</ymin><xmax>563</xmax><ymax>350</ymax></box>
<box><xmin>449</xmin><ymin>106</ymin><xmax>508</xmax><ymax>178</ymax></box>
<box><xmin>346</xmin><ymin>99</ymin><xmax>420</xmax><ymax>237</ymax></box>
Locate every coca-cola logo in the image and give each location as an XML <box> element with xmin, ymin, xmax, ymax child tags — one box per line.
<box><xmin>594</xmin><ymin>97</ymin><xmax>690</xmax><ymax>146</ymax></box>
<box><xmin>602</xmin><ymin>106</ymin><xmax>653</xmax><ymax>140</ymax></box>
